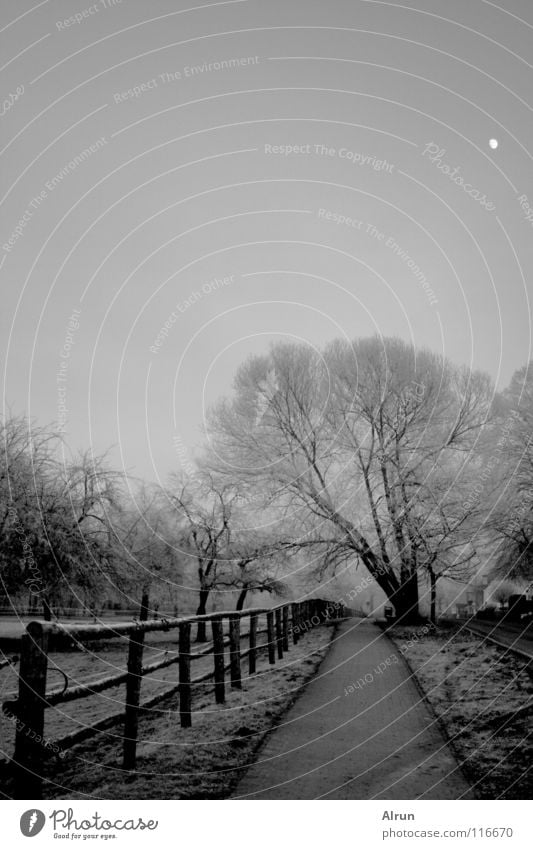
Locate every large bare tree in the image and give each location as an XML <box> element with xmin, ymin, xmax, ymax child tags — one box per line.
<box><xmin>206</xmin><ymin>337</ymin><xmax>494</xmax><ymax>622</ymax></box>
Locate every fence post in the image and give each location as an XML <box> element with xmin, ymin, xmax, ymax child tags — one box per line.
<box><xmin>266</xmin><ymin>611</ymin><xmax>276</xmax><ymax>664</ymax></box>
<box><xmin>123</xmin><ymin>626</ymin><xmax>146</xmax><ymax>769</ymax></box>
<box><xmin>211</xmin><ymin>618</ymin><xmax>225</xmax><ymax>704</ymax></box>
<box><xmin>179</xmin><ymin>622</ymin><xmax>192</xmax><ymax>727</ymax></box>
<box><xmin>300</xmin><ymin>602</ymin><xmax>306</xmax><ymax>633</ymax></box>
<box><xmin>282</xmin><ymin>606</ymin><xmax>289</xmax><ymax>651</ymax></box>
<box><xmin>291</xmin><ymin>603</ymin><xmax>299</xmax><ymax>644</ymax></box>
<box><xmin>229</xmin><ymin>614</ymin><xmax>242</xmax><ymax>689</ymax></box>
<box><xmin>275</xmin><ymin>608</ymin><xmax>283</xmax><ymax>659</ymax></box>
<box><xmin>13</xmin><ymin>622</ymin><xmax>49</xmax><ymax>799</ymax></box>
<box><xmin>248</xmin><ymin>613</ymin><xmax>258</xmax><ymax>675</ymax></box>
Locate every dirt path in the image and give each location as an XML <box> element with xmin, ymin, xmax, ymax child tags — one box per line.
<box><xmin>232</xmin><ymin>618</ymin><xmax>473</xmax><ymax>800</ymax></box>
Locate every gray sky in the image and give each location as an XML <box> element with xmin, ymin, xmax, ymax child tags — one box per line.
<box><xmin>1</xmin><ymin>0</ymin><xmax>532</xmax><ymax>481</ymax></box>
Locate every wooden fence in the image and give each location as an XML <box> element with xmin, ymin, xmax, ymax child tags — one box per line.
<box><xmin>2</xmin><ymin>598</ymin><xmax>347</xmax><ymax>798</ymax></box>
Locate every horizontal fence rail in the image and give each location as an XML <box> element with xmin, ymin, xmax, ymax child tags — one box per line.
<box><xmin>2</xmin><ymin>598</ymin><xmax>351</xmax><ymax>798</ymax></box>
<box><xmin>0</xmin><ymin>606</ymin><xmax>160</xmax><ymax>619</ymax></box>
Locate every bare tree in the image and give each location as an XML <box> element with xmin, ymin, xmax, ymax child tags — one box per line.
<box><xmin>0</xmin><ymin>417</ymin><xmax>123</xmax><ymax>619</ymax></box>
<box><xmin>217</xmin><ymin>527</ymin><xmax>288</xmax><ymax>610</ymax></box>
<box><xmin>207</xmin><ymin>337</ymin><xmax>494</xmax><ymax>622</ymax></box>
<box><xmin>1</xmin><ymin>414</ymin><xmax>60</xmax><ymax>614</ymax></box>
<box><xmin>169</xmin><ymin>473</ymin><xmax>234</xmax><ymax>640</ymax></box>
<box><xmin>108</xmin><ymin>482</ymin><xmax>182</xmax><ymax>620</ymax></box>
<box><xmin>489</xmin><ymin>363</ymin><xmax>533</xmax><ymax>584</ymax></box>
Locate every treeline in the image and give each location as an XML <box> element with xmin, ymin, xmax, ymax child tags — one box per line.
<box><xmin>0</xmin><ymin>418</ymin><xmax>292</xmax><ymax>637</ymax></box>
<box><xmin>1</xmin><ymin>336</ymin><xmax>532</xmax><ymax>630</ymax></box>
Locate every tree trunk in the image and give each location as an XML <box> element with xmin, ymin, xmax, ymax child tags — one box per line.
<box><xmin>362</xmin><ymin>556</ymin><xmax>400</xmax><ymax>608</ymax></box>
<box><xmin>236</xmin><ymin>588</ymin><xmax>248</xmax><ymax>611</ymax></box>
<box><xmin>429</xmin><ymin>568</ymin><xmax>437</xmax><ymax>625</ymax></box>
<box><xmin>390</xmin><ymin>571</ymin><xmax>420</xmax><ymax>624</ymax></box>
<box><xmin>139</xmin><ymin>589</ymin><xmax>150</xmax><ymax>622</ymax></box>
<box><xmin>42</xmin><ymin>595</ymin><xmax>52</xmax><ymax>622</ymax></box>
<box><xmin>196</xmin><ymin>589</ymin><xmax>210</xmax><ymax>642</ymax></box>
<box><xmin>358</xmin><ymin>551</ymin><xmax>420</xmax><ymax>623</ymax></box>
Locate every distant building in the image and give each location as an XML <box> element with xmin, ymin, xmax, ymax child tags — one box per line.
<box><xmin>427</xmin><ymin>574</ymin><xmax>490</xmax><ymax>619</ymax></box>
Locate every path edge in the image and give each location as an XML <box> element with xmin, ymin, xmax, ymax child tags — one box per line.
<box><xmin>228</xmin><ymin>620</ymin><xmax>340</xmax><ymax>799</ymax></box>
<box><xmin>380</xmin><ymin>623</ymin><xmax>477</xmax><ymax>799</ymax></box>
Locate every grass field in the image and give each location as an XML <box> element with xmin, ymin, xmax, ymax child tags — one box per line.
<box><xmin>1</xmin><ymin>623</ymin><xmax>335</xmax><ymax>799</ymax></box>
<box><xmin>0</xmin><ymin>622</ymin><xmax>267</xmax><ymax>762</ymax></box>
<box><xmin>388</xmin><ymin>624</ymin><xmax>533</xmax><ymax>800</ymax></box>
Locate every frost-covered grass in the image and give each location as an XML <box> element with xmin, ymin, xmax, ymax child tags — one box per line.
<box><xmin>388</xmin><ymin>624</ymin><xmax>533</xmax><ymax>799</ymax></box>
<box><xmin>29</xmin><ymin>625</ymin><xmax>335</xmax><ymax>800</ymax></box>
<box><xmin>0</xmin><ymin>623</ymin><xmax>263</xmax><ymax>762</ymax></box>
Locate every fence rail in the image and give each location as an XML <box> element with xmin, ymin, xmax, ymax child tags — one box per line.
<box><xmin>2</xmin><ymin>598</ymin><xmax>348</xmax><ymax>798</ymax></box>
